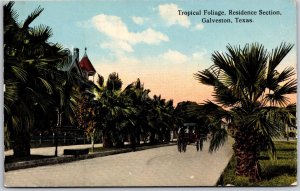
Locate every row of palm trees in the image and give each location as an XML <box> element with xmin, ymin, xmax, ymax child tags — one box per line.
<box><xmin>75</xmin><ymin>73</ymin><xmax>178</xmax><ymax>150</ymax></box>
<box><xmin>4</xmin><ymin>2</ymin><xmax>179</xmax><ymax>156</ymax></box>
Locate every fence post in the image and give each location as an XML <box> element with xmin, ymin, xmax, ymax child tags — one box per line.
<box><xmin>64</xmin><ymin>132</ymin><xmax>66</xmax><ymax>145</ymax></box>
<box><xmin>84</xmin><ymin>132</ymin><xmax>86</xmax><ymax>144</ymax></box>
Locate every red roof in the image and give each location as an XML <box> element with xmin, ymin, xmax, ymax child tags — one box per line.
<box><xmin>79</xmin><ymin>54</ymin><xmax>96</xmax><ymax>74</ymax></box>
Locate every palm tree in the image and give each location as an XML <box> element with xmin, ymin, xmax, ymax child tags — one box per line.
<box><xmin>94</xmin><ymin>73</ymin><xmax>136</xmax><ymax>148</ymax></box>
<box><xmin>123</xmin><ymin>78</ymin><xmax>152</xmax><ymax>146</ymax></box>
<box><xmin>4</xmin><ymin>2</ymin><xmax>71</xmax><ymax>156</ymax></box>
<box><xmin>158</xmin><ymin>99</ymin><xmax>176</xmax><ymax>143</ymax></box>
<box><xmin>99</xmin><ymin>90</ymin><xmax>136</xmax><ymax>148</ymax></box>
<box><xmin>106</xmin><ymin>72</ymin><xmax>122</xmax><ymax>91</ymax></box>
<box><xmin>147</xmin><ymin>95</ymin><xmax>175</xmax><ymax>144</ymax></box>
<box><xmin>194</xmin><ymin>43</ymin><xmax>296</xmax><ymax>181</ymax></box>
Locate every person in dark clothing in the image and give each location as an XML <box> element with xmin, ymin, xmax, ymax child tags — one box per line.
<box><xmin>177</xmin><ymin>127</ymin><xmax>186</xmax><ymax>152</ymax></box>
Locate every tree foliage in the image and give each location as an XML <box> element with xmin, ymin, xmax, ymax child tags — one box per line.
<box><xmin>4</xmin><ymin>2</ymin><xmax>79</xmax><ymax>156</ymax></box>
<box><xmin>194</xmin><ymin>43</ymin><xmax>296</xmax><ymax>181</ymax></box>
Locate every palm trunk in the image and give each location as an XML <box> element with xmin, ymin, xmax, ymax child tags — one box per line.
<box><xmin>12</xmin><ymin>131</ymin><xmax>31</xmax><ymax>157</ymax></box>
<box><xmin>115</xmin><ymin>140</ymin><xmax>125</xmax><ymax>148</ymax></box>
<box><xmin>149</xmin><ymin>133</ymin><xmax>156</xmax><ymax>145</ymax></box>
<box><xmin>130</xmin><ymin>134</ymin><xmax>136</xmax><ymax>151</ymax></box>
<box><xmin>114</xmin><ymin>131</ymin><xmax>124</xmax><ymax>148</ymax></box>
<box><xmin>102</xmin><ymin>131</ymin><xmax>113</xmax><ymax>148</ymax></box>
<box><xmin>91</xmin><ymin>139</ymin><xmax>94</xmax><ymax>152</ymax></box>
<box><xmin>165</xmin><ymin>129</ymin><xmax>171</xmax><ymax>143</ymax></box>
<box><xmin>91</xmin><ymin>131</ymin><xmax>95</xmax><ymax>153</ymax></box>
<box><xmin>136</xmin><ymin>129</ymin><xmax>141</xmax><ymax>145</ymax></box>
<box><xmin>233</xmin><ymin>129</ymin><xmax>261</xmax><ymax>182</ymax></box>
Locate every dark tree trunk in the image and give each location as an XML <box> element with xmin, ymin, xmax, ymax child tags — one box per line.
<box><xmin>102</xmin><ymin>131</ymin><xmax>113</xmax><ymax>148</ymax></box>
<box><xmin>233</xmin><ymin>128</ymin><xmax>261</xmax><ymax>182</ymax></box>
<box><xmin>149</xmin><ymin>133</ymin><xmax>156</xmax><ymax>145</ymax></box>
<box><xmin>113</xmin><ymin>131</ymin><xmax>124</xmax><ymax>148</ymax></box>
<box><xmin>165</xmin><ymin>129</ymin><xmax>171</xmax><ymax>143</ymax></box>
<box><xmin>158</xmin><ymin>133</ymin><xmax>164</xmax><ymax>143</ymax></box>
<box><xmin>115</xmin><ymin>140</ymin><xmax>125</xmax><ymax>148</ymax></box>
<box><xmin>136</xmin><ymin>129</ymin><xmax>141</xmax><ymax>146</ymax></box>
<box><xmin>129</xmin><ymin>134</ymin><xmax>136</xmax><ymax>151</ymax></box>
<box><xmin>12</xmin><ymin>131</ymin><xmax>31</xmax><ymax>157</ymax></box>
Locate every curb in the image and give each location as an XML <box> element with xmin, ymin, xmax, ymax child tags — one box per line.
<box><xmin>5</xmin><ymin>143</ymin><xmax>176</xmax><ymax>172</ymax></box>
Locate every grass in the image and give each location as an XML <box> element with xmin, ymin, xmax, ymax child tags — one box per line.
<box><xmin>88</xmin><ymin>147</ymin><xmax>115</xmax><ymax>153</ymax></box>
<box><xmin>218</xmin><ymin>141</ymin><xmax>297</xmax><ymax>186</ymax></box>
<box><xmin>88</xmin><ymin>141</ymin><xmax>174</xmax><ymax>153</ymax></box>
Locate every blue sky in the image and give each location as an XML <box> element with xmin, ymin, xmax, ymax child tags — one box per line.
<box><xmin>13</xmin><ymin>0</ymin><xmax>297</xmax><ymax>104</ymax></box>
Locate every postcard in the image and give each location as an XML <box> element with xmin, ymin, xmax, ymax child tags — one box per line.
<box><xmin>3</xmin><ymin>0</ymin><xmax>297</xmax><ymax>187</ymax></box>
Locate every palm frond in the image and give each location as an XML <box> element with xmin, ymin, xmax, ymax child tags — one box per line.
<box><xmin>236</xmin><ymin>43</ymin><xmax>267</xmax><ymax>90</ymax></box>
<box><xmin>213</xmin><ymin>83</ymin><xmax>240</xmax><ymax>106</ymax></box>
<box><xmin>264</xmin><ymin>93</ymin><xmax>290</xmax><ymax>107</ymax></box>
<box><xmin>268</xmin><ymin>43</ymin><xmax>294</xmax><ymax>73</ymax></box>
<box><xmin>247</xmin><ymin>107</ymin><xmax>293</xmax><ymax>139</ymax></box>
<box><xmin>37</xmin><ymin>77</ymin><xmax>53</xmax><ymax>94</ymax></box>
<box><xmin>4</xmin><ymin>79</ymin><xmax>19</xmax><ymax>104</ymax></box>
<box><xmin>252</xmin><ymin>112</ymin><xmax>282</xmax><ymax>138</ymax></box>
<box><xmin>212</xmin><ymin>48</ymin><xmax>238</xmax><ymax>85</ymax></box>
<box><xmin>194</xmin><ymin>69</ymin><xmax>218</xmax><ymax>86</ymax></box>
<box><xmin>11</xmin><ymin>115</ymin><xmax>21</xmax><ymax>131</ymax></box>
<box><xmin>275</xmin><ymin>79</ymin><xmax>297</xmax><ymax>95</ymax></box>
<box><xmin>208</xmin><ymin>128</ymin><xmax>228</xmax><ymax>153</ymax></box>
<box><xmin>262</xmin><ymin>135</ymin><xmax>277</xmax><ymax>160</ymax></box>
<box><xmin>265</xmin><ymin>79</ymin><xmax>296</xmax><ymax>106</ymax></box>
<box><xmin>22</xmin><ymin>6</ymin><xmax>44</xmax><ymax>28</ymax></box>
<box><xmin>11</xmin><ymin>65</ymin><xmax>27</xmax><ymax>82</ymax></box>
<box><xmin>29</xmin><ymin>24</ymin><xmax>53</xmax><ymax>43</ymax></box>
<box><xmin>276</xmin><ymin>66</ymin><xmax>295</xmax><ymax>83</ymax></box>
<box><xmin>4</xmin><ymin>2</ymin><xmax>19</xmax><ymax>27</ymax></box>
<box><xmin>200</xmin><ymin>101</ymin><xmax>231</xmax><ymax>119</ymax></box>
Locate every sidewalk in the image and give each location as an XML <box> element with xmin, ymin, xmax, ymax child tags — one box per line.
<box><xmin>5</xmin><ymin>140</ymin><xmax>178</xmax><ymax>157</ymax></box>
<box><xmin>5</xmin><ymin>143</ymin><xmax>104</xmax><ymax>157</ymax></box>
<box><xmin>4</xmin><ymin>142</ymin><xmax>176</xmax><ymax>171</ymax></box>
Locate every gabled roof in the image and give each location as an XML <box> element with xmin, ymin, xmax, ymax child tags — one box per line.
<box><xmin>59</xmin><ymin>48</ymin><xmax>84</xmax><ymax>78</ymax></box>
<box><xmin>79</xmin><ymin>51</ymin><xmax>96</xmax><ymax>74</ymax></box>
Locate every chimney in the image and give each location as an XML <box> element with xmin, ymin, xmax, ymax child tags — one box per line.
<box><xmin>73</xmin><ymin>48</ymin><xmax>79</xmax><ymax>61</ymax></box>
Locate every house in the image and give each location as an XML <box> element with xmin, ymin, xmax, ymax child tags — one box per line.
<box><xmin>58</xmin><ymin>47</ymin><xmax>97</xmax><ymax>127</ymax></box>
<box><xmin>60</xmin><ymin>47</ymin><xmax>96</xmax><ymax>81</ymax></box>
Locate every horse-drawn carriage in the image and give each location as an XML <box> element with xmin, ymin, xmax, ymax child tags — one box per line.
<box><xmin>177</xmin><ymin>125</ymin><xmax>208</xmax><ymax>152</ymax></box>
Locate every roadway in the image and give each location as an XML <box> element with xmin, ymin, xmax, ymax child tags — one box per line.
<box><xmin>4</xmin><ymin>141</ymin><xmax>233</xmax><ymax>187</ymax></box>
